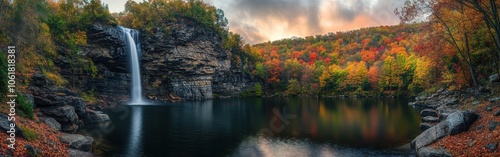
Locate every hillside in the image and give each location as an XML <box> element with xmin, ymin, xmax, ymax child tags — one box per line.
<box><xmin>249</xmin><ymin>22</ymin><xmax>498</xmax><ymax>96</ymax></box>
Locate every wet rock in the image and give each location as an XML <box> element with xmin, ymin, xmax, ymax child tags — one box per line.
<box><xmin>495</xmin><ymin>110</ymin><xmax>500</xmax><ymax>116</ymax></box>
<box><xmin>417</xmin><ymin>147</ymin><xmax>451</xmax><ymax>157</ymax></box>
<box><xmin>40</xmin><ymin>117</ymin><xmax>61</xmax><ymax>131</ymax></box>
<box><xmin>485</xmin><ymin>142</ymin><xmax>498</xmax><ymax>152</ymax></box>
<box><xmin>487</xmin><ymin>107</ymin><xmax>493</xmax><ymax>111</ymax></box>
<box><xmin>60</xmin><ymin>133</ymin><xmax>94</xmax><ymax>152</ymax></box>
<box><xmin>422</xmin><ymin>116</ymin><xmax>440</xmax><ymax>123</ymax></box>
<box><xmin>421</xmin><ymin>109</ymin><xmax>438</xmax><ymax>117</ymax></box>
<box><xmin>68</xmin><ymin>148</ymin><xmax>99</xmax><ymax>157</ymax></box>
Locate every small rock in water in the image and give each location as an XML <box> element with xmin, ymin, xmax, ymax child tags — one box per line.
<box><xmin>495</xmin><ymin>110</ymin><xmax>500</xmax><ymax>117</ymax></box>
<box><xmin>485</xmin><ymin>142</ymin><xmax>498</xmax><ymax>152</ymax></box>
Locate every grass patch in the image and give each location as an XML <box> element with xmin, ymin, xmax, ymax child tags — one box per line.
<box><xmin>20</xmin><ymin>126</ymin><xmax>37</xmax><ymax>141</ymax></box>
<box><xmin>42</xmin><ymin>70</ymin><xmax>67</xmax><ymax>86</ymax></box>
<box><xmin>81</xmin><ymin>89</ymin><xmax>98</xmax><ymax>104</ymax></box>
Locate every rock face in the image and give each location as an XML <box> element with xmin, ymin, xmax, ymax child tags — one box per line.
<box><xmin>67</xmin><ymin>20</ymin><xmax>254</xmax><ymax>103</ymax></box>
<box><xmin>141</xmin><ymin>19</ymin><xmax>254</xmax><ymax>100</ymax></box>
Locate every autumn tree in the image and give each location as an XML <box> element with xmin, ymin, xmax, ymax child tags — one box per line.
<box><xmin>396</xmin><ymin>0</ymin><xmax>483</xmax><ymax>86</ymax></box>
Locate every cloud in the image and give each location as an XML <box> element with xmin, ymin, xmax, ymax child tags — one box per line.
<box><xmin>102</xmin><ymin>0</ymin><xmax>405</xmax><ymax>44</ymax></box>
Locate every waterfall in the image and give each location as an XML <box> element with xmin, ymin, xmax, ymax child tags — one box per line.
<box><xmin>121</xmin><ymin>27</ymin><xmax>147</xmax><ymax>105</ymax></box>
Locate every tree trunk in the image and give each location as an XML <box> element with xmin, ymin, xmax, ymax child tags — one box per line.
<box><xmin>469</xmin><ymin>65</ymin><xmax>478</xmax><ymax>87</ymax></box>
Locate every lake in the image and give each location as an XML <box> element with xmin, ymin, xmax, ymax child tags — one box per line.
<box><xmin>80</xmin><ymin>97</ymin><xmax>422</xmax><ymax>157</ymax></box>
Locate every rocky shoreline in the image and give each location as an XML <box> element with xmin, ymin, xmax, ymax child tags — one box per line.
<box><xmin>13</xmin><ymin>73</ymin><xmax>110</xmax><ymax>157</ymax></box>
<box><xmin>408</xmin><ymin>83</ymin><xmax>500</xmax><ymax>156</ymax></box>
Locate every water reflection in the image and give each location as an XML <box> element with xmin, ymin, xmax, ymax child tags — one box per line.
<box><xmin>85</xmin><ymin>97</ymin><xmax>421</xmax><ymax>156</ymax></box>
<box><xmin>126</xmin><ymin>106</ymin><xmax>142</xmax><ymax>156</ymax></box>
<box><xmin>230</xmin><ymin>136</ymin><xmax>415</xmax><ymax>157</ymax></box>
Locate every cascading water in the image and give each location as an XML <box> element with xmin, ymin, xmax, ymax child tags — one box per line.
<box><xmin>121</xmin><ymin>27</ymin><xmax>147</xmax><ymax>105</ymax></box>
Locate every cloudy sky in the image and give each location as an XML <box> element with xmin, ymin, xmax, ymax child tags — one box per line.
<box><xmin>102</xmin><ymin>0</ymin><xmax>404</xmax><ymax>44</ymax></box>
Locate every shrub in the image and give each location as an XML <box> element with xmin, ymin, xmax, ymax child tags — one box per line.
<box><xmin>20</xmin><ymin>126</ymin><xmax>37</xmax><ymax>141</ymax></box>
<box><xmin>81</xmin><ymin>89</ymin><xmax>97</xmax><ymax>104</ymax></box>
<box><xmin>0</xmin><ymin>51</ymin><xmax>7</xmax><ymax>99</ymax></box>
<box><xmin>17</xmin><ymin>93</ymin><xmax>34</xmax><ymax>119</ymax></box>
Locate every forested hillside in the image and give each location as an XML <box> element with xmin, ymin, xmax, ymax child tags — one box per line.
<box><xmin>249</xmin><ymin>0</ymin><xmax>500</xmax><ymax>96</ymax></box>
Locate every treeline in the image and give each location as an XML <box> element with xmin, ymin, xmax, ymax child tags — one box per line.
<box><xmin>0</xmin><ymin>0</ymin><xmax>115</xmax><ymax>90</ymax></box>
<box><xmin>249</xmin><ymin>17</ymin><xmax>498</xmax><ymax>96</ymax></box>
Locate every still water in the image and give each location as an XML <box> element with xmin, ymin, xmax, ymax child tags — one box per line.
<box><xmin>80</xmin><ymin>97</ymin><xmax>422</xmax><ymax>157</ymax></box>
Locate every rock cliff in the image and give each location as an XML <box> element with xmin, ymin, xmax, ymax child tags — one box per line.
<box><xmin>65</xmin><ymin>19</ymin><xmax>254</xmax><ymax>104</ymax></box>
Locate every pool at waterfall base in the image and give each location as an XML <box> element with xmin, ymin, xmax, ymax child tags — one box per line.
<box><xmin>80</xmin><ymin>97</ymin><xmax>422</xmax><ymax>157</ymax></box>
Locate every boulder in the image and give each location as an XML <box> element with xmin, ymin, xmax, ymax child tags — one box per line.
<box><xmin>0</xmin><ymin>113</ymin><xmax>24</xmax><ymax>138</ymax></box>
<box><xmin>411</xmin><ymin>122</ymin><xmax>448</xmax><ymax>150</ymax></box>
<box><xmin>83</xmin><ymin>110</ymin><xmax>110</xmax><ymax>124</ymax></box>
<box><xmin>40</xmin><ymin>117</ymin><xmax>61</xmax><ymax>131</ymax></box>
<box><xmin>68</xmin><ymin>96</ymin><xmax>87</xmax><ymax>117</ymax></box>
<box><xmin>60</xmin><ymin>133</ymin><xmax>94</xmax><ymax>152</ymax></box>
<box><xmin>68</xmin><ymin>148</ymin><xmax>99</xmax><ymax>157</ymax></box>
<box><xmin>421</xmin><ymin>109</ymin><xmax>438</xmax><ymax>117</ymax></box>
<box><xmin>417</xmin><ymin>147</ymin><xmax>451</xmax><ymax>157</ymax></box>
<box><xmin>412</xmin><ymin>111</ymin><xmax>478</xmax><ymax>150</ymax></box>
<box><xmin>41</xmin><ymin>105</ymin><xmax>79</xmax><ymax>125</ymax></box>
<box><xmin>447</xmin><ymin>111</ymin><xmax>478</xmax><ymax>135</ymax></box>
